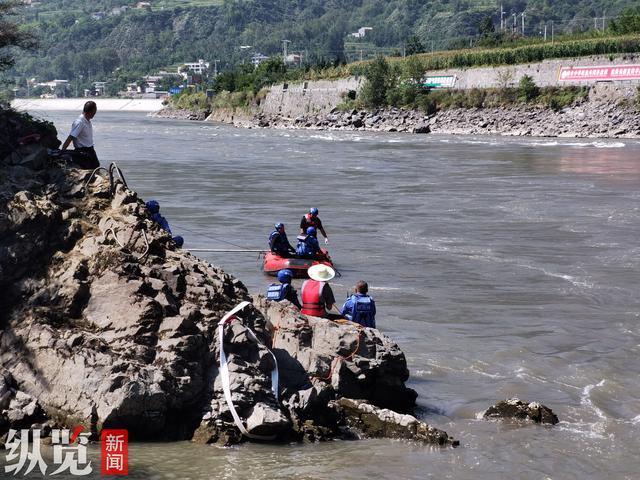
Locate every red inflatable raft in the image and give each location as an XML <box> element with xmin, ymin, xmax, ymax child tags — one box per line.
<box><xmin>262</xmin><ymin>249</ymin><xmax>333</xmax><ymax>277</ymax></box>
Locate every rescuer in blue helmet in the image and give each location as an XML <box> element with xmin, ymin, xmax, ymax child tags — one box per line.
<box><xmin>145</xmin><ymin>200</ymin><xmax>184</xmax><ymax>247</ymax></box>
<box><xmin>296</xmin><ymin>226</ymin><xmax>321</xmax><ymax>258</ymax></box>
<box><xmin>266</xmin><ymin>269</ymin><xmax>301</xmax><ymax>309</ymax></box>
<box><xmin>269</xmin><ymin>222</ymin><xmax>296</xmax><ymax>258</ymax></box>
<box><xmin>300</xmin><ymin>207</ymin><xmax>329</xmax><ymax>244</ymax></box>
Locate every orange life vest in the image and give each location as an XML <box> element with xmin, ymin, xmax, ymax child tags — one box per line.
<box><xmin>301</xmin><ymin>279</ymin><xmax>326</xmax><ymax>317</ymax></box>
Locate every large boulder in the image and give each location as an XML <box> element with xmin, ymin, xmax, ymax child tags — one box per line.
<box><xmin>0</xmin><ymin>113</ymin><xmax>453</xmax><ymax>447</ymax></box>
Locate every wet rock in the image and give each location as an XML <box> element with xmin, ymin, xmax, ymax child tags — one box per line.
<box><xmin>483</xmin><ymin>398</ymin><xmax>559</xmax><ymax>425</ymax></box>
<box><xmin>413</xmin><ymin>123</ymin><xmax>430</xmax><ymax>134</ymax></box>
<box><xmin>336</xmin><ymin>398</ymin><xmax>458</xmax><ymax>446</ymax></box>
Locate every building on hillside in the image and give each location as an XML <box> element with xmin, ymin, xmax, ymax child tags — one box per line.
<box><xmin>136</xmin><ymin>2</ymin><xmax>151</xmax><ymax>9</ymax></box>
<box><xmin>91</xmin><ymin>12</ymin><xmax>106</xmax><ymax>20</ymax></box>
<box><xmin>285</xmin><ymin>53</ymin><xmax>302</xmax><ymax>66</ymax></box>
<box><xmin>111</xmin><ymin>6</ymin><xmax>129</xmax><ymax>15</ymax></box>
<box><xmin>350</xmin><ymin>27</ymin><xmax>373</xmax><ymax>38</ymax></box>
<box><xmin>180</xmin><ymin>60</ymin><xmax>210</xmax><ymax>77</ymax></box>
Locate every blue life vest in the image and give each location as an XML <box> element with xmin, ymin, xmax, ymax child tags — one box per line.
<box><xmin>296</xmin><ymin>235</ymin><xmax>319</xmax><ymax>257</ymax></box>
<box><xmin>269</xmin><ymin>230</ymin><xmax>290</xmax><ymax>253</ymax></box>
<box><xmin>151</xmin><ymin>212</ymin><xmax>172</xmax><ymax>235</ymax></box>
<box><xmin>349</xmin><ymin>295</ymin><xmax>375</xmax><ymax>328</ymax></box>
<box><xmin>266</xmin><ymin>283</ymin><xmax>287</xmax><ymax>301</ymax></box>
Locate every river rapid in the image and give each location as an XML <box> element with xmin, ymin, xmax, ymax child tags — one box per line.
<box><xmin>9</xmin><ymin>111</ymin><xmax>640</xmax><ymax>479</ymax></box>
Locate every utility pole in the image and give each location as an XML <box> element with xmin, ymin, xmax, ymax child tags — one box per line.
<box><xmin>500</xmin><ymin>4</ymin><xmax>505</xmax><ymax>30</ymax></box>
<box><xmin>282</xmin><ymin>39</ymin><xmax>290</xmax><ymax>61</ymax></box>
<box><xmin>213</xmin><ymin>59</ymin><xmax>219</xmax><ymax>77</ymax></box>
<box><xmin>544</xmin><ymin>23</ymin><xmax>547</xmax><ymax>41</ymax></box>
<box><xmin>359</xmin><ymin>49</ymin><xmax>363</xmax><ymax>61</ymax></box>
<box><xmin>521</xmin><ymin>12</ymin><xmax>526</xmax><ymax>36</ymax></box>
<box><xmin>551</xmin><ymin>21</ymin><xmax>554</xmax><ymax>44</ymax></box>
<box><xmin>602</xmin><ymin>11</ymin><xmax>606</xmax><ymax>31</ymax></box>
<box><xmin>512</xmin><ymin>13</ymin><xmax>517</xmax><ymax>32</ymax></box>
<box><xmin>431</xmin><ymin>40</ymin><xmax>434</xmax><ymax>53</ymax></box>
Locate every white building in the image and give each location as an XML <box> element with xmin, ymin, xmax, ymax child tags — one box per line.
<box><xmin>181</xmin><ymin>59</ymin><xmax>209</xmax><ymax>76</ymax></box>
<box><xmin>350</xmin><ymin>27</ymin><xmax>373</xmax><ymax>38</ymax></box>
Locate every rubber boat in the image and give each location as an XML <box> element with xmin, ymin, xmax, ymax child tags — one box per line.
<box><xmin>262</xmin><ymin>249</ymin><xmax>333</xmax><ymax>277</ymax></box>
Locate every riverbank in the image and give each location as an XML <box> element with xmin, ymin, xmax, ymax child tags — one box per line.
<box><xmin>154</xmin><ymin>95</ymin><xmax>640</xmax><ymax>138</ymax></box>
<box><xmin>11</xmin><ymin>98</ymin><xmax>165</xmax><ymax>112</ymax></box>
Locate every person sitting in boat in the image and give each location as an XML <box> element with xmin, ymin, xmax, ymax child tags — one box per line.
<box><xmin>300</xmin><ymin>207</ymin><xmax>329</xmax><ymax>244</ymax></box>
<box><xmin>341</xmin><ymin>280</ymin><xmax>376</xmax><ymax>328</ymax></box>
<box><xmin>266</xmin><ymin>269</ymin><xmax>301</xmax><ymax>309</ymax></box>
<box><xmin>145</xmin><ymin>200</ymin><xmax>184</xmax><ymax>247</ymax></box>
<box><xmin>296</xmin><ymin>227</ymin><xmax>321</xmax><ymax>259</ymax></box>
<box><xmin>301</xmin><ymin>264</ymin><xmax>338</xmax><ymax>318</ymax></box>
<box><xmin>269</xmin><ymin>222</ymin><xmax>296</xmax><ymax>258</ymax></box>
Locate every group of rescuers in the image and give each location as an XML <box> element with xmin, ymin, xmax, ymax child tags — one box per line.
<box><xmin>61</xmin><ymin>103</ymin><xmax>375</xmax><ymax>328</ymax></box>
<box><xmin>266</xmin><ymin>208</ymin><xmax>376</xmax><ymax>329</ymax></box>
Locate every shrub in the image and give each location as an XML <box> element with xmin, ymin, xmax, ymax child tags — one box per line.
<box><xmin>518</xmin><ymin>75</ymin><xmax>539</xmax><ymax>102</ymax></box>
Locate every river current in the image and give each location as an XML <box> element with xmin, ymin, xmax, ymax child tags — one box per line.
<box><xmin>5</xmin><ymin>111</ymin><xmax>640</xmax><ymax>479</ymax></box>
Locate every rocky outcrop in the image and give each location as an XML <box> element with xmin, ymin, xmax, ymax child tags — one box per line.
<box><xmin>483</xmin><ymin>398</ymin><xmax>559</xmax><ymax>425</ymax></box>
<box><xmin>0</xmin><ymin>110</ymin><xmax>454</xmax><ymax>447</ymax></box>
<box><xmin>151</xmin><ymin>105</ymin><xmax>209</xmax><ymax>121</ymax></box>
<box><xmin>335</xmin><ymin>398</ymin><xmax>458</xmax><ymax>446</ymax></box>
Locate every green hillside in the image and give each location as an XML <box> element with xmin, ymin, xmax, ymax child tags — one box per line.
<box><xmin>4</xmin><ymin>0</ymin><xmax>640</xmax><ymax>95</ymax></box>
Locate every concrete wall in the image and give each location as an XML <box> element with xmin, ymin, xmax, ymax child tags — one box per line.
<box><xmin>260</xmin><ymin>77</ymin><xmax>363</xmax><ymax>117</ymax></box>
<box><xmin>424</xmin><ymin>53</ymin><xmax>640</xmax><ymax>89</ymax></box>
<box><xmin>257</xmin><ymin>54</ymin><xmax>640</xmax><ymax>118</ymax></box>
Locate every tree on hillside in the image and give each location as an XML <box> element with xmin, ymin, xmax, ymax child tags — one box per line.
<box><xmin>405</xmin><ymin>35</ymin><xmax>425</xmax><ymax>55</ymax></box>
<box><xmin>0</xmin><ymin>0</ymin><xmax>36</xmax><ymax>71</ymax></box>
<box><xmin>608</xmin><ymin>6</ymin><xmax>640</xmax><ymax>34</ymax></box>
<box><xmin>478</xmin><ymin>16</ymin><xmax>495</xmax><ymax>37</ymax></box>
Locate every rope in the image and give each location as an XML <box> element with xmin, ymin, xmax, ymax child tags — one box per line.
<box><xmin>170</xmin><ymin>221</ymin><xmax>259</xmax><ymax>251</ymax></box>
<box><xmin>218</xmin><ymin>302</ymin><xmax>280</xmax><ymax>441</ymax></box>
<box><xmin>103</xmin><ymin>226</ymin><xmax>150</xmax><ymax>261</ymax></box>
<box><xmin>188</xmin><ymin>248</ymin><xmax>266</xmax><ymax>253</ymax></box>
<box><xmin>82</xmin><ymin>166</ymin><xmax>110</xmax><ymax>195</ymax></box>
<box><xmin>309</xmin><ymin>324</ymin><xmax>363</xmax><ymax>382</ymax></box>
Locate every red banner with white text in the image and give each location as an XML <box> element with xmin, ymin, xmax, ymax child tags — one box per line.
<box><xmin>558</xmin><ymin>65</ymin><xmax>640</xmax><ymax>82</ymax></box>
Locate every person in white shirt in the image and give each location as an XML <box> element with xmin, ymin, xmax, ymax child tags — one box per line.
<box><xmin>61</xmin><ymin>101</ymin><xmax>99</xmax><ymax>169</ymax></box>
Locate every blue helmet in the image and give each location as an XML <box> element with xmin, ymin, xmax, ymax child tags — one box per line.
<box><xmin>277</xmin><ymin>269</ymin><xmax>293</xmax><ymax>283</ymax></box>
<box><xmin>306</xmin><ymin>226</ymin><xmax>316</xmax><ymax>236</ymax></box>
<box><xmin>309</xmin><ymin>207</ymin><xmax>319</xmax><ymax>216</ymax></box>
<box><xmin>146</xmin><ymin>200</ymin><xmax>160</xmax><ymax>214</ymax></box>
<box><xmin>274</xmin><ymin>222</ymin><xmax>284</xmax><ymax>231</ymax></box>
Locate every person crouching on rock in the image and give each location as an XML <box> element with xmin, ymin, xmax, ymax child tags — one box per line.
<box><xmin>301</xmin><ymin>264</ymin><xmax>340</xmax><ymax>318</ymax></box>
<box><xmin>266</xmin><ymin>269</ymin><xmax>301</xmax><ymax>309</ymax></box>
<box><xmin>145</xmin><ymin>200</ymin><xmax>184</xmax><ymax>247</ymax></box>
<box><xmin>269</xmin><ymin>222</ymin><xmax>296</xmax><ymax>258</ymax></box>
<box><xmin>296</xmin><ymin>227</ymin><xmax>321</xmax><ymax>259</ymax></box>
<box><xmin>61</xmin><ymin>101</ymin><xmax>100</xmax><ymax>170</ymax></box>
<box><xmin>341</xmin><ymin>280</ymin><xmax>376</xmax><ymax>328</ymax></box>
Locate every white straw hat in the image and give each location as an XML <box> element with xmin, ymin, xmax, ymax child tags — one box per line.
<box><xmin>307</xmin><ymin>264</ymin><xmax>335</xmax><ymax>282</ymax></box>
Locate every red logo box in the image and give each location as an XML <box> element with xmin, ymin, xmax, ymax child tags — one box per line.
<box><xmin>101</xmin><ymin>429</ymin><xmax>129</xmax><ymax>475</ymax></box>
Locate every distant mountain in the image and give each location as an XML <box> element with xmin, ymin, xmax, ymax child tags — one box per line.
<box><xmin>7</xmin><ymin>0</ymin><xmax>638</xmax><ymax>87</ymax></box>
